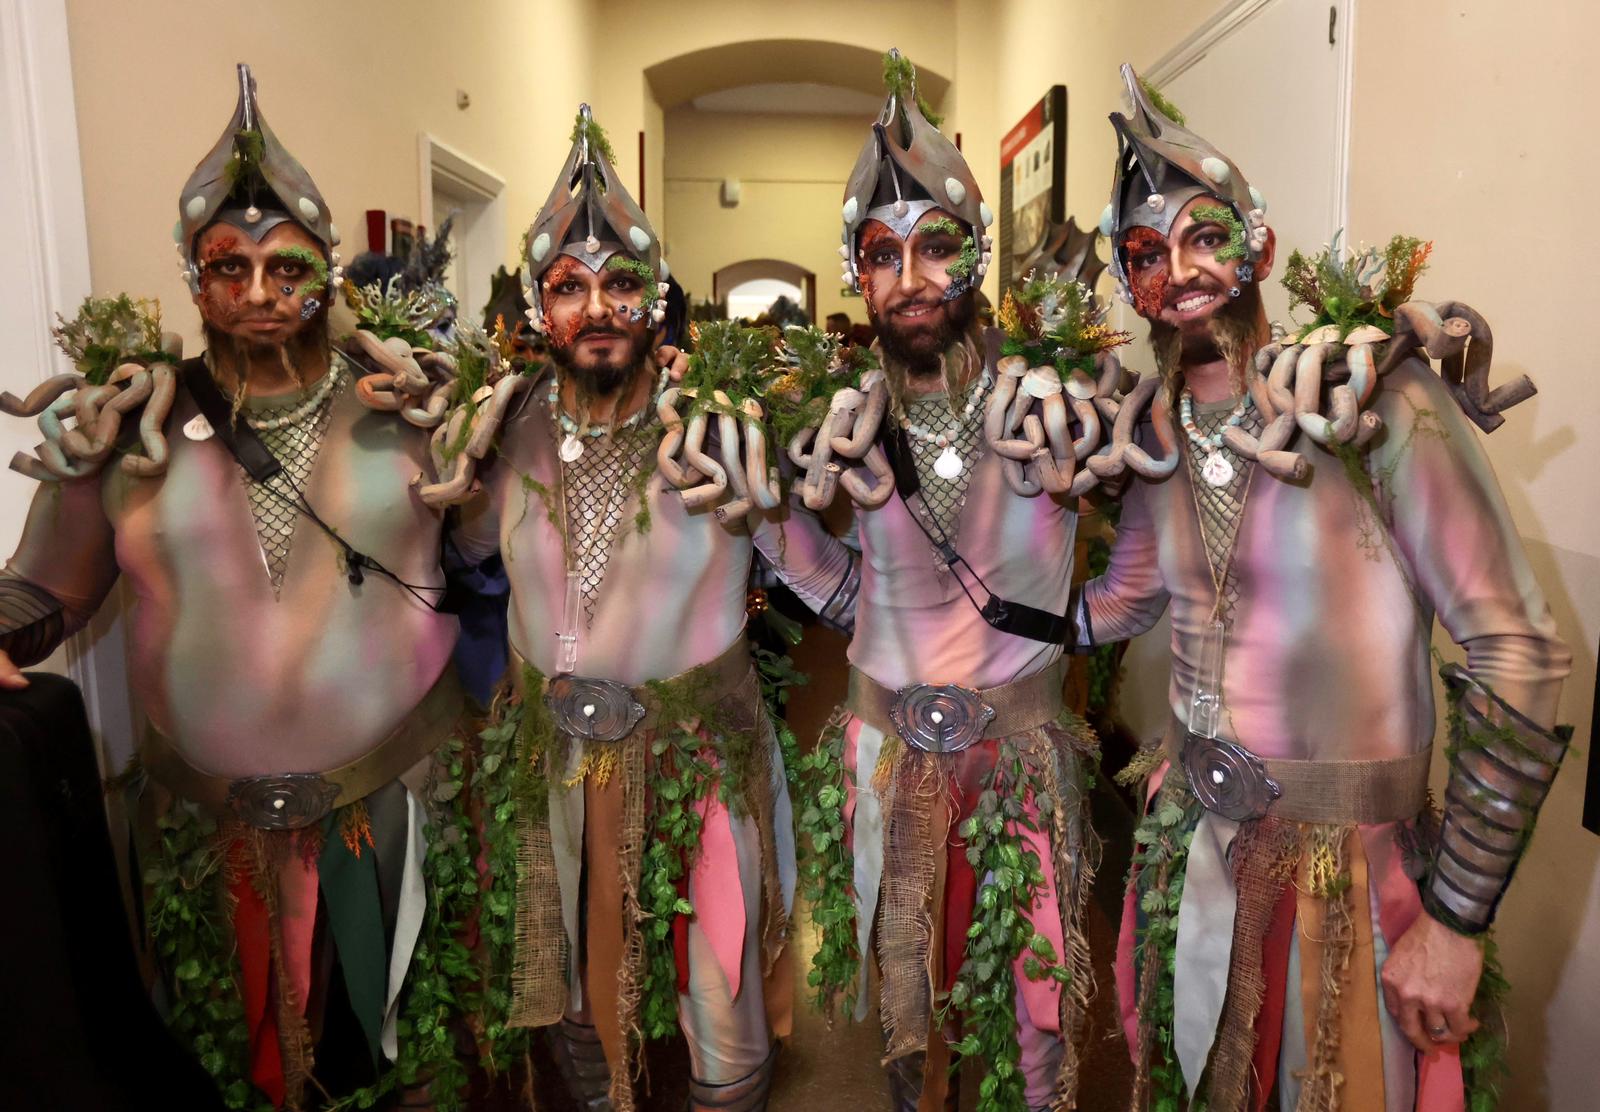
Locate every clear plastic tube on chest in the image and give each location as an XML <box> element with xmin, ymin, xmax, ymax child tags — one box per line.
<box><xmin>1188</xmin><ymin>616</ymin><xmax>1227</xmax><ymax>739</ymax></box>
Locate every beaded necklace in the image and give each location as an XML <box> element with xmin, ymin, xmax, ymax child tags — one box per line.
<box><xmin>1178</xmin><ymin>387</ymin><xmax>1251</xmax><ymax>487</ymax></box>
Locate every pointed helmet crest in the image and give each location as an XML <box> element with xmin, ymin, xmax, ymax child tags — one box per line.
<box><xmin>839</xmin><ymin>49</ymin><xmax>992</xmax><ymax>297</ymax></box>
<box><xmin>175</xmin><ymin>64</ymin><xmax>336</xmax><ymax>293</ymax></box>
<box><xmin>520</xmin><ymin>105</ymin><xmax>669</xmax><ymax>331</ymax></box>
<box><xmin>1101</xmin><ymin>64</ymin><xmax>1271</xmax><ymax>292</ymax></box>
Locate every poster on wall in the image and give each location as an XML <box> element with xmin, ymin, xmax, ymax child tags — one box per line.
<box><xmin>998</xmin><ymin>85</ymin><xmax>1067</xmax><ymax>293</ymax></box>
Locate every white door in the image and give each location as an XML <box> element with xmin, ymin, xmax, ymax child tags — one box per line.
<box><xmin>1109</xmin><ymin>0</ymin><xmax>1354</xmax><ymax>745</ymax></box>
<box><xmin>0</xmin><ymin>0</ymin><xmax>135</xmax><ymax>761</ymax></box>
<box><xmin>421</xmin><ymin>136</ymin><xmax>508</xmax><ymax>330</ymax></box>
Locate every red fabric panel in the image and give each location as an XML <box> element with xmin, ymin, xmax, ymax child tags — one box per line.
<box><xmin>1250</xmin><ymin>882</ymin><xmax>1299</xmax><ymax>1112</ymax></box>
<box><xmin>228</xmin><ymin>839</ymin><xmax>285</xmax><ymax>1108</ymax></box>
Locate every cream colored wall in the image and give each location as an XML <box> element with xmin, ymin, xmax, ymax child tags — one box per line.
<box><xmin>991</xmin><ymin>0</ymin><xmax>1600</xmax><ymax>1103</ymax></box>
<box><xmin>1348</xmin><ymin>4</ymin><xmax>1600</xmax><ymax>1105</ymax></box>
<box><xmin>663</xmin><ymin>107</ymin><xmax>870</xmax><ymax>323</ymax></box>
<box><xmin>589</xmin><ymin>0</ymin><xmax>959</xmax><ymax>231</ymax></box>
<box><xmin>65</xmin><ymin>0</ymin><xmax>595</xmax><ymax>349</ymax></box>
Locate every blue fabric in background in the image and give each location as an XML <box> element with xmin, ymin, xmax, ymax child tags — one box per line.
<box><xmin>441</xmin><ymin>536</ymin><xmax>510</xmax><ymax>706</ymax></box>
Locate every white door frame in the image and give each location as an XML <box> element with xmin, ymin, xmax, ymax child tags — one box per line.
<box><xmin>1144</xmin><ymin>0</ymin><xmax>1356</xmax><ymax>233</ymax></box>
<box><xmin>418</xmin><ymin>134</ymin><xmax>508</xmax><ymax>325</ymax></box>
<box><xmin>1</xmin><ymin>0</ymin><xmax>135</xmax><ymax>759</ymax></box>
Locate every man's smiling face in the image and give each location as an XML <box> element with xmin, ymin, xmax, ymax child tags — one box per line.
<box><xmin>1119</xmin><ymin>194</ymin><xmax>1273</xmax><ymax>340</ymax></box>
<box><xmin>857</xmin><ymin>208</ymin><xmax>974</xmax><ymax>373</ymax></box>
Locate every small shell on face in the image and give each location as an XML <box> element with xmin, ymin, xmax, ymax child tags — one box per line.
<box><xmin>628</xmin><ymin>226</ymin><xmax>651</xmax><ymax>251</ymax></box>
<box><xmin>945</xmin><ymin>177</ymin><xmax>967</xmax><ymax>206</ymax></box>
<box><xmin>842</xmin><ymin>197</ymin><xmax>858</xmax><ymax>224</ymax></box>
<box><xmin>979</xmin><ymin>201</ymin><xmax>993</xmax><ymax>226</ymax></box>
<box><xmin>1146</xmin><ymin>193</ymin><xmax>1166</xmax><ymax>214</ymax></box>
<box><xmin>1201</xmin><ymin>157</ymin><xmax>1231</xmax><ymax>185</ymax></box>
<box><xmin>530</xmin><ymin>232</ymin><xmax>551</xmax><ymax>263</ymax></box>
<box><xmin>1249</xmin><ymin>185</ymin><xmax>1267</xmax><ymax>212</ymax></box>
<box><xmin>1022</xmin><ymin>367</ymin><xmax>1063</xmax><ymax>399</ymax></box>
<box><xmin>1099</xmin><ymin>203</ymin><xmax>1115</xmax><ymax>237</ymax></box>
<box><xmin>297</xmin><ymin>196</ymin><xmax>320</xmax><ymax>222</ymax></box>
<box><xmin>185</xmin><ymin>195</ymin><xmax>206</xmax><ymax>221</ymax></box>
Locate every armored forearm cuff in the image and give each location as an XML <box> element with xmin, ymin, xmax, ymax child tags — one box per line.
<box><xmin>0</xmin><ymin>572</ymin><xmax>67</xmax><ymax>667</ymax></box>
<box><xmin>1424</xmin><ymin>664</ymin><xmax>1572</xmax><ymax>935</ymax></box>
<box><xmin>817</xmin><ymin>553</ymin><xmax>861</xmax><ymax>637</ymax></box>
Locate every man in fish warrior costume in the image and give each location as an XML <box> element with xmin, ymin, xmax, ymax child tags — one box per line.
<box><xmin>1077</xmin><ymin>65</ymin><xmax>1572</xmax><ymax>1110</ymax></box>
<box><xmin>0</xmin><ymin>67</ymin><xmax>526</xmax><ymax>1109</ymax></box>
<box><xmin>768</xmin><ymin>51</ymin><xmax>1109</xmax><ymax>1112</ymax></box>
<box><xmin>443</xmin><ymin>106</ymin><xmax>854</xmax><ymax>1112</ymax></box>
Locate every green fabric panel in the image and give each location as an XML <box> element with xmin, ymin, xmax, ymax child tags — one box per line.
<box><xmin>318</xmin><ymin>814</ymin><xmax>387</xmax><ymax>1066</ymax></box>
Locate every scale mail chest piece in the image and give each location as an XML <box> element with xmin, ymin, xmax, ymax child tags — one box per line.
<box><xmin>890</xmin><ymin>683</ymin><xmax>996</xmax><ymax>754</ymax></box>
<box><xmin>547</xmin><ymin>675</ymin><xmax>647</xmax><ymax>742</ymax></box>
<box><xmin>1181</xmin><ymin>732</ymin><xmax>1282</xmax><ymax>822</ymax></box>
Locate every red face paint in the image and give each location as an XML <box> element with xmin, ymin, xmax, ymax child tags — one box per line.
<box><xmin>1122</xmin><ymin>226</ymin><xmax>1171</xmax><ymax>319</ymax></box>
<box><xmin>856</xmin><ymin>223</ymin><xmax>903</xmax><ymax>321</ymax></box>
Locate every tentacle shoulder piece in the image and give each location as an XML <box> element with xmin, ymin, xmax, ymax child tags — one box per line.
<box><xmin>986</xmin><ymin>271</ymin><xmax>1131</xmax><ymax>496</ymax></box>
<box><xmin>370</xmin><ymin>322</ymin><xmax>534</xmax><ymax>509</ymax></box>
<box><xmin>768</xmin><ymin>324</ymin><xmax>883</xmax><ymax>510</ymax></box>
<box><xmin>8</xmin><ymin>296</ymin><xmax>184</xmax><ymax>482</ymax></box>
<box><xmin>657</xmin><ymin>321</ymin><xmax>784</xmax><ymax>523</ymax></box>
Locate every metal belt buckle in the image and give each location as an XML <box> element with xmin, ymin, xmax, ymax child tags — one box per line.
<box><xmin>1181</xmin><ymin>732</ymin><xmax>1282</xmax><ymax>822</ymax></box>
<box><xmin>227</xmin><ymin>773</ymin><xmax>341</xmax><ymax>830</ymax></box>
<box><xmin>889</xmin><ymin>683</ymin><xmax>995</xmax><ymax>754</ymax></box>
<box><xmin>546</xmin><ymin>675</ymin><xmax>647</xmax><ymax>742</ymax></box>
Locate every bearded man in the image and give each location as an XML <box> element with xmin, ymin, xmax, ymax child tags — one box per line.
<box><xmin>771</xmin><ymin>51</ymin><xmax>1103</xmax><ymax>1112</ymax></box>
<box><xmin>1077</xmin><ymin>66</ymin><xmax>1572</xmax><ymax>1111</ymax></box>
<box><xmin>450</xmin><ymin>106</ymin><xmax>853</xmax><ymax>1112</ymax></box>
<box><xmin>0</xmin><ymin>67</ymin><xmax>518</xmax><ymax>1109</ymax></box>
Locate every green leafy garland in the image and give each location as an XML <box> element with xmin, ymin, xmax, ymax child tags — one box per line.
<box><xmin>330</xmin><ymin>724</ymin><xmax>531</xmax><ymax>1110</ymax></box>
<box><xmin>1122</xmin><ymin>768</ymin><xmax>1204</xmax><ymax>1112</ymax></box>
<box><xmin>1282</xmin><ymin>231</ymin><xmax>1432</xmax><ymax>342</ymax></box>
<box><xmin>946</xmin><ymin>738</ymin><xmax>1071</xmax><ymax>1112</ymax></box>
<box><xmin>52</xmin><ymin>294</ymin><xmax>167</xmax><ymax>386</ymax></box>
<box><xmin>795</xmin><ymin>715</ymin><xmax>859</xmax><ymax>1020</ymax></box>
<box><xmin>1189</xmin><ymin>205</ymin><xmax>1247</xmax><ymax>263</ymax></box>
<box><xmin>637</xmin><ymin>674</ymin><xmax>743</xmax><ymax>1039</ymax></box>
<box><xmin>1462</xmin><ymin>936</ymin><xmax>1510</xmax><ymax>1112</ymax></box>
<box><xmin>145</xmin><ymin>806</ymin><xmax>271</xmax><ymax>1112</ymax></box>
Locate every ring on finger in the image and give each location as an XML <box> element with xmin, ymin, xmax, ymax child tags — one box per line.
<box><xmin>1427</xmin><ymin>1022</ymin><xmax>1450</xmax><ymax>1040</ymax></box>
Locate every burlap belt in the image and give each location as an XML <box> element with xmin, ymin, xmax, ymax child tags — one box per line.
<box><xmin>1164</xmin><ymin>715</ymin><xmax>1431</xmax><ymax>825</ymax></box>
<box><xmin>141</xmin><ymin>666</ymin><xmax>465</xmax><ymax>830</ymax></box>
<box><xmin>846</xmin><ymin>658</ymin><xmax>1065</xmax><ymax>752</ymax></box>
<box><xmin>522</xmin><ymin>636</ymin><xmax>755</xmax><ymax>743</ymax></box>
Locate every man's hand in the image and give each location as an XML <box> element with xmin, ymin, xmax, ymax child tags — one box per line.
<box><xmin>655</xmin><ymin>344</ymin><xmax>688</xmax><ymax>383</ymax></box>
<box><xmin>1380</xmin><ymin>909</ymin><xmax>1482</xmax><ymax>1053</ymax></box>
<box><xmin>0</xmin><ymin>649</ymin><xmax>28</xmax><ymax>690</ymax></box>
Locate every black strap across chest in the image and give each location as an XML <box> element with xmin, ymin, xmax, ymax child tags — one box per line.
<box><xmin>880</xmin><ymin>420</ymin><xmax>1071</xmax><ymax>645</ymax></box>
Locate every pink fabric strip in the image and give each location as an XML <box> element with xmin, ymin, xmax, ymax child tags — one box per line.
<box><xmin>690</xmin><ymin>792</ymin><xmax>747</xmax><ymax>1000</ymax></box>
<box><xmin>1114</xmin><ymin>763</ymin><xmax>1169</xmax><ymax>1058</ymax></box>
<box><xmin>280</xmin><ymin>834</ymin><xmax>320</xmax><ymax>1017</ymax></box>
<box><xmin>1360</xmin><ymin>824</ymin><xmax>1464</xmax><ymax>1112</ymax></box>
<box><xmin>1013</xmin><ymin>818</ymin><xmax>1063</xmax><ymax>1033</ymax></box>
